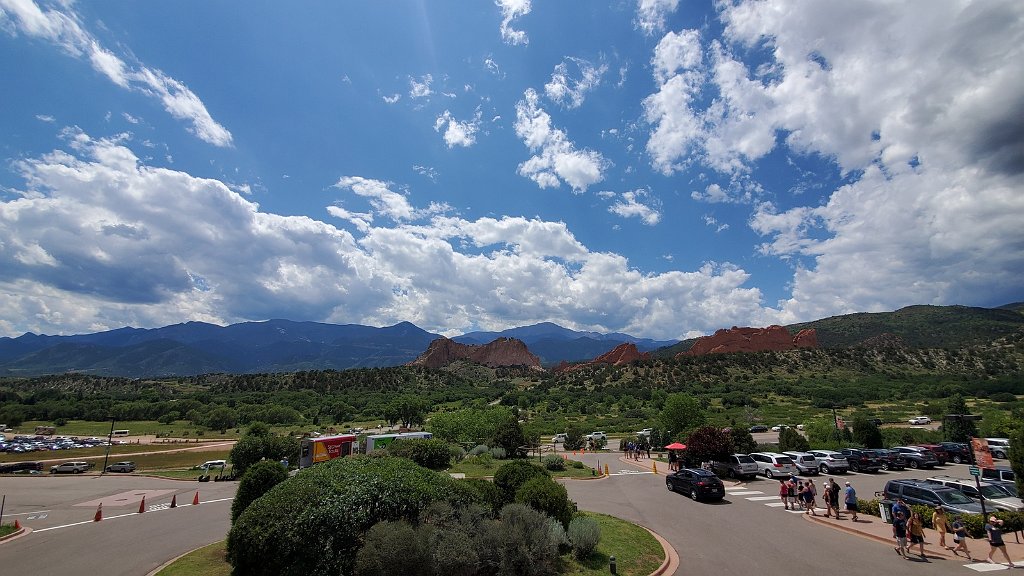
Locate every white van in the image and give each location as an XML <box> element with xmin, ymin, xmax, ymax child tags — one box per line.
<box><xmin>195</xmin><ymin>459</ymin><xmax>226</xmax><ymax>470</ymax></box>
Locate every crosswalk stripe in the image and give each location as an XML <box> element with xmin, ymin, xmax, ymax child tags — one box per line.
<box><xmin>727</xmin><ymin>490</ymin><xmax>763</xmax><ymax>496</ymax></box>
<box><xmin>964</xmin><ymin>562</ymin><xmax>1015</xmax><ymax>572</ymax></box>
<box><xmin>746</xmin><ymin>496</ymin><xmax>780</xmax><ymax>501</ymax></box>
<box><xmin>763</xmin><ymin>502</ymin><xmax>786</xmax><ymax>507</ymax></box>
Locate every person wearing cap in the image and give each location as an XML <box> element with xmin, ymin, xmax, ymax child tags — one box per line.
<box><xmin>951</xmin><ymin>516</ymin><xmax>972</xmax><ymax>561</ymax></box>
<box><xmin>985</xmin><ymin>515</ymin><xmax>1016</xmax><ymax>567</ymax></box>
<box><xmin>892</xmin><ymin>510</ymin><xmax>908</xmax><ymax>557</ymax></box>
<box><xmin>843</xmin><ymin>481</ymin><xmax>859</xmax><ymax>521</ymax></box>
<box><xmin>932</xmin><ymin>505</ymin><xmax>950</xmax><ymax>549</ymax></box>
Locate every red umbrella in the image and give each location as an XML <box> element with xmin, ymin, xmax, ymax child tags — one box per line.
<box><xmin>664</xmin><ymin>442</ymin><xmax>687</xmax><ymax>450</ymax></box>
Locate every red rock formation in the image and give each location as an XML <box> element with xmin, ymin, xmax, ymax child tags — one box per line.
<box><xmin>680</xmin><ymin>325</ymin><xmax>818</xmax><ymax>357</ymax></box>
<box><xmin>590</xmin><ymin>343</ymin><xmax>649</xmax><ymax>365</ymax></box>
<box><xmin>408</xmin><ymin>337</ymin><xmax>542</xmax><ymax>370</ymax></box>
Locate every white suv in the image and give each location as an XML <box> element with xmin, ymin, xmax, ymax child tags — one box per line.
<box><xmin>986</xmin><ymin>438</ymin><xmax>1011</xmax><ymax>459</ymax></box>
<box><xmin>807</xmin><ymin>450</ymin><xmax>850</xmax><ymax>474</ymax></box>
<box><xmin>908</xmin><ymin>416</ymin><xmax>931</xmax><ymax>425</ymax></box>
<box><xmin>749</xmin><ymin>452</ymin><xmax>799</xmax><ymax>478</ymax></box>
<box><xmin>782</xmin><ymin>451</ymin><xmax>821</xmax><ymax>476</ymax></box>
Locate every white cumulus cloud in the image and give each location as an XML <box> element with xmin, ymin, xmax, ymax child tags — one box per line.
<box><xmin>496</xmin><ymin>0</ymin><xmax>530</xmax><ymax>46</ymax></box>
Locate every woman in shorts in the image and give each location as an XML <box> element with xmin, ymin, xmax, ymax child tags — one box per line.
<box><xmin>908</xmin><ymin>511</ymin><xmax>926</xmax><ymax>559</ymax></box>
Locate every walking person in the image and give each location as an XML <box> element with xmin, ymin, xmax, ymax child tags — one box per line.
<box><xmin>908</xmin><ymin>511</ymin><xmax>927</xmax><ymax>560</ymax></box>
<box><xmin>932</xmin><ymin>505</ymin><xmax>950</xmax><ymax>550</ymax></box>
<box><xmin>830</xmin><ymin>478</ymin><xmax>842</xmax><ymax>519</ymax></box>
<box><xmin>951</xmin><ymin>516</ymin><xmax>973</xmax><ymax>561</ymax></box>
<box><xmin>892</xmin><ymin>511</ymin><xmax>908</xmax><ymax>557</ymax></box>
<box><xmin>805</xmin><ymin>478</ymin><xmax>817</xmax><ymax>516</ymax></box>
<box><xmin>985</xmin><ymin>515</ymin><xmax>1016</xmax><ymax>567</ymax></box>
<box><xmin>843</xmin><ymin>481</ymin><xmax>859</xmax><ymax>521</ymax></box>
<box><xmin>786</xmin><ymin>477</ymin><xmax>797</xmax><ymax>510</ymax></box>
<box><xmin>797</xmin><ymin>481</ymin><xmax>806</xmax><ymax>511</ymax></box>
<box><xmin>779</xmin><ymin>479</ymin><xmax>791</xmax><ymax>510</ymax></box>
<box><xmin>822</xmin><ymin>480</ymin><xmax>834</xmax><ymax>518</ymax></box>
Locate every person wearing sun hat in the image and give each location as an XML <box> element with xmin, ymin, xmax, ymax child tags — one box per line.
<box><xmin>985</xmin><ymin>515</ymin><xmax>1016</xmax><ymax>567</ymax></box>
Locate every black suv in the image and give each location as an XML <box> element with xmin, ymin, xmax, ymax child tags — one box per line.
<box><xmin>938</xmin><ymin>442</ymin><xmax>970</xmax><ymax>464</ymax></box>
<box><xmin>871</xmin><ymin>449</ymin><xmax>907</xmax><ymax>471</ymax></box>
<box><xmin>840</xmin><ymin>448</ymin><xmax>883</xmax><ymax>472</ymax></box>
<box><xmin>666</xmin><ymin>468</ymin><xmax>725</xmax><ymax>501</ymax></box>
<box><xmin>891</xmin><ymin>446</ymin><xmax>940</xmax><ymax>469</ymax></box>
<box><xmin>883</xmin><ymin>479</ymin><xmax>983</xmax><ymax>515</ymax></box>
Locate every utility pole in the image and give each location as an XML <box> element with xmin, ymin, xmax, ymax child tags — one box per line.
<box><xmin>101</xmin><ymin>416</ymin><xmax>115</xmax><ymax>475</ymax></box>
<box><xmin>945</xmin><ymin>414</ymin><xmax>987</xmax><ymax>518</ymax></box>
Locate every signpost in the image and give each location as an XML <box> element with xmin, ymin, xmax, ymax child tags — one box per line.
<box><xmin>944</xmin><ymin>414</ymin><xmax>987</xmax><ymax>518</ymax></box>
<box><xmin>968</xmin><ymin>466</ymin><xmax>980</xmax><ymax>477</ymax></box>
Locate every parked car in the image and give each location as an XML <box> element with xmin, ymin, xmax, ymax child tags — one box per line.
<box><xmin>666</xmin><ymin>467</ymin><xmax>725</xmax><ymax>501</ymax></box>
<box><xmin>871</xmin><ymin>448</ymin><xmax>907</xmax><ymax>471</ymax></box>
<box><xmin>883</xmin><ymin>479</ymin><xmax>984</xmax><ymax>515</ymax></box>
<box><xmin>770</xmin><ymin>425</ymin><xmax>789</xmax><ymax>432</ymax></box>
<box><xmin>551</xmin><ymin>433</ymin><xmax>567</xmax><ymax>444</ymax></box>
<box><xmin>981</xmin><ymin>466</ymin><xmax>1015</xmax><ymax>483</ymax></box>
<box><xmin>937</xmin><ymin>442</ymin><xmax>971</xmax><ymax>464</ymax></box>
<box><xmin>637</xmin><ymin>428</ymin><xmax>653</xmax><ymax>437</ymax></box>
<box><xmin>782</xmin><ymin>451</ymin><xmax>820</xmax><ymax>476</ymax></box>
<box><xmin>807</xmin><ymin>450</ymin><xmax>850</xmax><ymax>474</ymax></box>
<box><xmin>891</xmin><ymin>446</ymin><xmax>940</xmax><ymax>469</ymax></box>
<box><xmin>105</xmin><ymin>461</ymin><xmax>136</xmax><ymax>473</ymax></box>
<box><xmin>585</xmin><ymin>431</ymin><xmax>607</xmax><ymax>442</ymax></box>
<box><xmin>914</xmin><ymin>443</ymin><xmax>949</xmax><ymax>464</ymax></box>
<box><xmin>711</xmin><ymin>454</ymin><xmax>759</xmax><ymax>480</ymax></box>
<box><xmin>991</xmin><ymin>480</ymin><xmax>1017</xmax><ymax>497</ymax></box>
<box><xmin>748</xmin><ymin>425</ymin><xmax>769</xmax><ymax>433</ymax></box>
<box><xmin>0</xmin><ymin>461</ymin><xmax>43</xmax><ymax>473</ymax></box>
<box><xmin>839</xmin><ymin>448</ymin><xmax>883</xmax><ymax>473</ymax></box>
<box><xmin>868</xmin><ymin>418</ymin><xmax>883</xmax><ymax>426</ymax></box>
<box><xmin>986</xmin><ymin>438</ymin><xmax>1011</xmax><ymax>459</ymax></box>
<box><xmin>748</xmin><ymin>452</ymin><xmax>799</xmax><ymax>479</ymax></box>
<box><xmin>50</xmin><ymin>461</ymin><xmax>91</xmax><ymax>474</ymax></box>
<box><xmin>908</xmin><ymin>416</ymin><xmax>932</xmax><ymax>425</ymax></box>
<box><xmin>925</xmin><ymin>475</ymin><xmax>1024</xmax><ymax>512</ymax></box>
<box><xmin>194</xmin><ymin>459</ymin><xmax>227</xmax><ymax>470</ymax></box>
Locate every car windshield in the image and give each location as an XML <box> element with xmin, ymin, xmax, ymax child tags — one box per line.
<box><xmin>936</xmin><ymin>490</ymin><xmax>974</xmax><ymax>505</ymax></box>
<box><xmin>999</xmin><ymin>484</ymin><xmax>1018</xmax><ymax>497</ymax></box>
<box><xmin>776</xmin><ymin>457</ymin><xmax>795</xmax><ymax>465</ymax></box>
<box><xmin>736</xmin><ymin>455</ymin><xmax>755</xmax><ymax>463</ymax></box>
<box><xmin>982</xmin><ymin>485</ymin><xmax>1013</xmax><ymax>498</ymax></box>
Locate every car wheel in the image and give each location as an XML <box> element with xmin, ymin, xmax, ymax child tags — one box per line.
<box><xmin>849</xmin><ymin>462</ymin><xmax>858</xmax><ymax>472</ymax></box>
<box><xmin>73</xmin><ymin>469</ymin><xmax>81</xmax><ymax>474</ymax></box>
<box><xmin>994</xmin><ymin>451</ymin><xmax>1006</xmax><ymax>459</ymax></box>
<box><xmin>666</xmin><ymin>481</ymin><xmax>673</xmax><ymax>492</ymax></box>
<box><xmin>909</xmin><ymin>460</ymin><xmax>919</xmax><ymax>469</ymax></box>
<box><xmin>881</xmin><ymin>462</ymin><xmax>890</xmax><ymax>471</ymax></box>
<box><xmin>952</xmin><ymin>455</ymin><xmax>963</xmax><ymax>464</ymax></box>
<box><xmin>691</xmin><ymin>489</ymin><xmax>700</xmax><ymax>501</ymax></box>
<box><xmin>727</xmin><ymin>468</ymin><xmax>736</xmax><ymax>479</ymax></box>
<box><xmin>765</xmin><ymin>469</ymin><xmax>775</xmax><ymax>479</ymax></box>
<box><xmin>820</xmin><ymin>465</ymin><xmax>829</xmax><ymax>474</ymax></box>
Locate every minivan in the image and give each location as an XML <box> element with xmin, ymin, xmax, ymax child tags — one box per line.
<box><xmin>748</xmin><ymin>452</ymin><xmax>799</xmax><ymax>478</ymax></box>
<box><xmin>782</xmin><ymin>451</ymin><xmax>820</xmax><ymax>476</ymax></box>
<box><xmin>882</xmin><ymin>479</ymin><xmax>983</xmax><ymax>515</ymax></box>
<box><xmin>711</xmin><ymin>454</ymin><xmax>758</xmax><ymax>480</ymax></box>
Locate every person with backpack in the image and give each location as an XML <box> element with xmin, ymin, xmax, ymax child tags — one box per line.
<box><xmin>829</xmin><ymin>478</ymin><xmax>842</xmax><ymax>519</ymax></box>
<box><xmin>950</xmin><ymin>516</ymin><xmax>972</xmax><ymax>561</ymax></box>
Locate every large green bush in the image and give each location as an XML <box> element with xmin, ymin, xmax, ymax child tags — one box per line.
<box><xmin>229</xmin><ymin>432</ymin><xmax>299</xmax><ymax>476</ymax></box>
<box><xmin>354</xmin><ymin>521</ymin><xmax>431</xmax><ymax>576</ymax></box>
<box><xmin>462</xmin><ymin>478</ymin><xmax>504</xmax><ymax>514</ymax></box>
<box><xmin>384</xmin><ymin>438</ymin><xmax>453</xmax><ymax>470</ymax></box>
<box><xmin>542</xmin><ymin>454</ymin><xmax>566</xmax><ymax>471</ymax></box>
<box><xmin>226</xmin><ymin>455</ymin><xmax>477</xmax><ymax>576</ymax></box>
<box><xmin>231</xmin><ymin>460</ymin><xmax>288</xmax><ymax>522</ymax></box>
<box><xmin>515</xmin><ymin>476</ymin><xmax>574</xmax><ymax>528</ymax></box>
<box><xmin>493</xmin><ymin>460</ymin><xmax>550</xmax><ymax>505</ymax></box>
<box><xmin>495</xmin><ymin>504</ymin><xmax>561</xmax><ymax>576</ymax></box>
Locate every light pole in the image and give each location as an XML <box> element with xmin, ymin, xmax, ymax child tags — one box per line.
<box><xmin>944</xmin><ymin>414</ymin><xmax>987</xmax><ymax>518</ymax></box>
<box><xmin>100</xmin><ymin>416</ymin><xmax>115</xmax><ymax>475</ymax></box>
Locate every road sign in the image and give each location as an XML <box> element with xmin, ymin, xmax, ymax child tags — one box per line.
<box><xmin>969</xmin><ymin>466</ymin><xmax>980</xmax><ymax>476</ymax></box>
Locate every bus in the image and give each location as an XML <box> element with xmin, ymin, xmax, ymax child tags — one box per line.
<box><xmin>364</xmin><ymin>431</ymin><xmax>432</xmax><ymax>453</ymax></box>
<box><xmin>299</xmin><ymin>434</ymin><xmax>358</xmax><ymax>468</ymax></box>
<box><xmin>111</xmin><ymin>429</ymin><xmax>130</xmax><ymax>437</ymax></box>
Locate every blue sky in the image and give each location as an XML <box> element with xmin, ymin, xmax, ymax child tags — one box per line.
<box><xmin>0</xmin><ymin>0</ymin><xmax>1022</xmax><ymax>340</ymax></box>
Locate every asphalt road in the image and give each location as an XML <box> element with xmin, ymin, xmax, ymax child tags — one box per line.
<box><xmin>565</xmin><ymin>453</ymin><xmax>983</xmax><ymax>576</ymax></box>
<box><xmin>0</xmin><ymin>475</ymin><xmax>236</xmax><ymax>576</ymax></box>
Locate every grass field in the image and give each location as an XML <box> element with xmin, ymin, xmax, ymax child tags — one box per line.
<box><xmin>154</xmin><ymin>512</ymin><xmax>662</xmax><ymax>576</ymax></box>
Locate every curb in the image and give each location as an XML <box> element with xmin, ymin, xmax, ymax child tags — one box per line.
<box><xmin>0</xmin><ymin>526</ymin><xmax>31</xmax><ymax>544</ymax></box>
<box><xmin>643</xmin><ymin>525</ymin><xmax>679</xmax><ymax>576</ymax></box>
<box><xmin>803</xmin><ymin>514</ymin><xmax>956</xmax><ymax>561</ymax></box>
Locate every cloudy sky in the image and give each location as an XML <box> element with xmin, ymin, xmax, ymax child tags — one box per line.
<box><xmin>0</xmin><ymin>0</ymin><xmax>1021</xmax><ymax>340</ymax></box>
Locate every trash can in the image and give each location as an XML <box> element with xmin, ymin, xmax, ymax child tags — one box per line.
<box><xmin>879</xmin><ymin>500</ymin><xmax>894</xmax><ymax>524</ymax></box>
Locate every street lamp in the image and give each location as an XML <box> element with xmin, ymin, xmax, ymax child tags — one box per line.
<box><xmin>100</xmin><ymin>416</ymin><xmax>116</xmax><ymax>475</ymax></box>
<box><xmin>943</xmin><ymin>414</ymin><xmax>987</xmax><ymax>518</ymax></box>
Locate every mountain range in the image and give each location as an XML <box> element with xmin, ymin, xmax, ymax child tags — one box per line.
<box><xmin>1</xmin><ymin>303</ymin><xmax>1021</xmax><ymax>378</ymax></box>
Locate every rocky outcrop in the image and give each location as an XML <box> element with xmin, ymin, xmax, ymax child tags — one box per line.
<box><xmin>680</xmin><ymin>325</ymin><xmax>818</xmax><ymax>356</ymax></box>
<box><xmin>591</xmin><ymin>343</ymin><xmax>648</xmax><ymax>365</ymax></box>
<box><xmin>408</xmin><ymin>337</ymin><xmax>542</xmax><ymax>370</ymax></box>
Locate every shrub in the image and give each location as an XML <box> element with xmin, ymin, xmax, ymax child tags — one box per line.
<box><xmin>548</xmin><ymin>518</ymin><xmax>569</xmax><ymax>551</ymax></box>
<box><xmin>542</xmin><ymin>454</ymin><xmax>566</xmax><ymax>471</ymax></box>
<box><xmin>384</xmin><ymin>438</ymin><xmax>452</xmax><ymax>470</ymax></box>
<box><xmin>494</xmin><ymin>460</ymin><xmax>549</xmax><ymax>505</ymax></box>
<box><xmin>449</xmin><ymin>444</ymin><xmax>466</xmax><ymax>463</ymax></box>
<box><xmin>490</xmin><ymin>446</ymin><xmax>507</xmax><ymax>460</ymax></box>
<box><xmin>430</xmin><ymin>527</ymin><xmax>479</xmax><ymax>576</ymax></box>
<box><xmin>226</xmin><ymin>455</ymin><xmax>475</xmax><ymax>576</ymax></box>
<box><xmin>468</xmin><ymin>444</ymin><xmax>489</xmax><ymax>456</ymax></box>
<box><xmin>231</xmin><ymin>460</ymin><xmax>288</xmax><ymax>522</ymax></box>
<box><xmin>229</xmin><ymin>432</ymin><xmax>299</xmax><ymax>476</ymax></box>
<box><xmin>567</xmin><ymin>516</ymin><xmax>601</xmax><ymax>559</ymax></box>
<box><xmin>354</xmin><ymin>521</ymin><xmax>430</xmax><ymax>576</ymax></box>
<box><xmin>462</xmin><ymin>478</ymin><xmax>503</xmax><ymax>515</ymax></box>
<box><xmin>515</xmin><ymin>476</ymin><xmax>574</xmax><ymax>528</ymax></box>
<box><xmin>570</xmin><ymin>459</ymin><xmax>585</xmax><ymax>469</ymax></box>
<box><xmin>496</xmin><ymin>504</ymin><xmax>560</xmax><ymax>576</ymax></box>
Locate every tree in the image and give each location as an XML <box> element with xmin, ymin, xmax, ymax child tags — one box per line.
<box><xmin>851</xmin><ymin>414</ymin><xmax>883</xmax><ymax>448</ymax></box>
<box><xmin>492</xmin><ymin>415</ymin><xmax>528</xmax><ymax>457</ymax></box>
<box><xmin>682</xmin><ymin>426</ymin><xmax>733</xmax><ymax>467</ymax></box>
<box><xmin>231</xmin><ymin>460</ymin><xmax>288</xmax><ymax>522</ymax></box>
<box><xmin>563</xmin><ymin>422</ymin><xmax>586</xmax><ymax>451</ymax></box>
<box><xmin>728</xmin><ymin>427</ymin><xmax>757</xmax><ymax>454</ymax></box>
<box><xmin>778</xmin><ymin>427</ymin><xmax>810</xmax><ymax>452</ymax></box>
<box><xmin>207</xmin><ymin>406</ymin><xmax>237</xmax><ymax>433</ymax></box>
<box><xmin>383</xmin><ymin>395</ymin><xmax>430</xmax><ymax>428</ymax></box>
<box><xmin>658</xmin><ymin>393</ymin><xmax>707</xmax><ymax>440</ymax></box>
<box><xmin>1008</xmin><ymin>422</ymin><xmax>1024</xmax><ymax>497</ymax></box>
<box><xmin>943</xmin><ymin>395</ymin><xmax>978</xmax><ymax>442</ymax></box>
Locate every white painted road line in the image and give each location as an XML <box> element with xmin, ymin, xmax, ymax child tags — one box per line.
<box><xmin>727</xmin><ymin>490</ymin><xmax>763</xmax><ymax>496</ymax></box>
<box><xmin>764</xmin><ymin>502</ymin><xmax>786</xmax><ymax>507</ymax></box>
<box><xmin>964</xmin><ymin>562</ymin><xmax>1016</xmax><ymax>571</ymax></box>
<box><xmin>32</xmin><ymin>498</ymin><xmax>233</xmax><ymax>534</ymax></box>
<box><xmin>745</xmin><ymin>496</ymin><xmax>779</xmax><ymax>501</ymax></box>
<box><xmin>5</xmin><ymin>510</ymin><xmax>52</xmax><ymax>516</ymax></box>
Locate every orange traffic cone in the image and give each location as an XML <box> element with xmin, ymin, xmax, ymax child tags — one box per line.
<box><xmin>170</xmin><ymin>494</ymin><xmax>177</xmax><ymax>508</ymax></box>
<box><xmin>94</xmin><ymin>503</ymin><xmax>103</xmax><ymax>522</ymax></box>
<box><xmin>138</xmin><ymin>495</ymin><xmax>146</xmax><ymax>513</ymax></box>
<box><xmin>192</xmin><ymin>491</ymin><xmax>200</xmax><ymax>506</ymax></box>
<box><xmin>13</xmin><ymin>519</ymin><xmax>21</xmax><ymax>530</ymax></box>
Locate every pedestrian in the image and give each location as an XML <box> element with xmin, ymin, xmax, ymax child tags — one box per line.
<box><xmin>829</xmin><ymin>478</ymin><xmax>842</xmax><ymax>519</ymax></box>
<box><xmin>779</xmin><ymin>479</ymin><xmax>790</xmax><ymax>510</ymax></box>
<box><xmin>891</xmin><ymin>498</ymin><xmax>910</xmax><ymax>521</ymax></box>
<box><xmin>668</xmin><ymin>450</ymin><xmax>677</xmax><ymax>471</ymax></box>
<box><xmin>892</xmin><ymin>511</ymin><xmax>908</xmax><ymax>557</ymax></box>
<box><xmin>908</xmin><ymin>511</ymin><xmax>926</xmax><ymax>560</ymax></box>
<box><xmin>950</xmin><ymin>516</ymin><xmax>973</xmax><ymax>561</ymax></box>
<box><xmin>646</xmin><ymin>443</ymin><xmax>651</xmax><ymax>459</ymax></box>
<box><xmin>822</xmin><ymin>480</ymin><xmax>834</xmax><ymax>518</ymax></box>
<box><xmin>932</xmin><ymin>505</ymin><xmax>950</xmax><ymax>549</ymax></box>
<box><xmin>786</xmin><ymin>477</ymin><xmax>797</xmax><ymax>510</ymax></box>
<box><xmin>843</xmin><ymin>481</ymin><xmax>859</xmax><ymax>521</ymax></box>
<box><xmin>805</xmin><ymin>478</ymin><xmax>817</xmax><ymax>516</ymax></box>
<box><xmin>985</xmin><ymin>515</ymin><xmax>1016</xmax><ymax>567</ymax></box>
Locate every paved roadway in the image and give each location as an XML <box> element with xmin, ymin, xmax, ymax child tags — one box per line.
<box><xmin>565</xmin><ymin>452</ymin><xmax>993</xmax><ymax>575</ymax></box>
<box><xmin>0</xmin><ymin>475</ymin><xmax>236</xmax><ymax>576</ymax></box>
